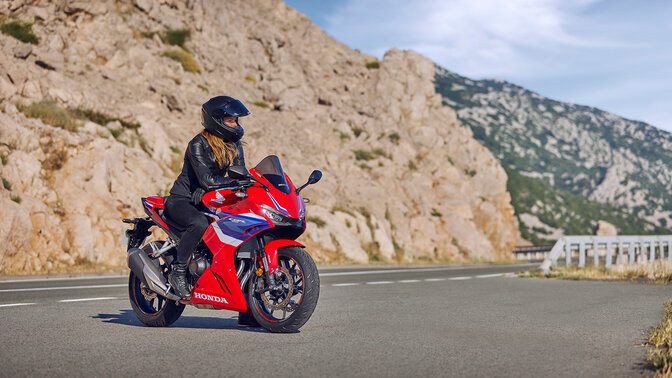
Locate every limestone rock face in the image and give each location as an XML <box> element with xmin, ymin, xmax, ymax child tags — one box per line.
<box><xmin>0</xmin><ymin>0</ymin><xmax>518</xmax><ymax>272</ymax></box>
<box><xmin>594</xmin><ymin>220</ymin><xmax>618</xmax><ymax>236</ymax></box>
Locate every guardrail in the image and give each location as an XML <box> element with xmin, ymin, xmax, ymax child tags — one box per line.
<box><xmin>513</xmin><ymin>245</ymin><xmax>554</xmax><ymax>260</ymax></box>
<box><xmin>540</xmin><ymin>235</ymin><xmax>672</xmax><ymax>273</ymax></box>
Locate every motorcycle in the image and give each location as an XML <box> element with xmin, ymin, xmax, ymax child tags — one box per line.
<box><xmin>122</xmin><ymin>155</ymin><xmax>322</xmax><ymax>333</ymax></box>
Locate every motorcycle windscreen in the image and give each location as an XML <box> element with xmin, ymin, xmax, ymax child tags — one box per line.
<box><xmin>254</xmin><ymin>155</ymin><xmax>291</xmax><ymax>194</ymax></box>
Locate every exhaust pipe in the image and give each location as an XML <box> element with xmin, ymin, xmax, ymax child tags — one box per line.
<box><xmin>127</xmin><ymin>248</ymin><xmax>180</xmax><ymax>301</ymax></box>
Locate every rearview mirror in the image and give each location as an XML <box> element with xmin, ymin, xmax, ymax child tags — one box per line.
<box><xmin>297</xmin><ymin>170</ymin><xmax>322</xmax><ymax>194</ymax></box>
<box><xmin>307</xmin><ymin>170</ymin><xmax>322</xmax><ymax>185</ymax></box>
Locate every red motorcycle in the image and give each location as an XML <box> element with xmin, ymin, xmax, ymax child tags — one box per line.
<box><xmin>122</xmin><ymin>155</ymin><xmax>321</xmax><ymax>333</ymax></box>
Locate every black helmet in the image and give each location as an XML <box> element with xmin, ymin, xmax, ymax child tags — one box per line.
<box><xmin>201</xmin><ymin>96</ymin><xmax>250</xmax><ymax>142</ymax></box>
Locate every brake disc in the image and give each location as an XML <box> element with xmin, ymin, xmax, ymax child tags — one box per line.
<box><xmin>260</xmin><ymin>267</ymin><xmax>294</xmax><ymax>311</ymax></box>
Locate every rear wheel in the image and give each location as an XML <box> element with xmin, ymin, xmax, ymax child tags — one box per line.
<box><xmin>248</xmin><ymin>247</ymin><xmax>320</xmax><ymax>333</ymax></box>
<box><xmin>128</xmin><ymin>243</ymin><xmax>185</xmax><ymax>327</ymax></box>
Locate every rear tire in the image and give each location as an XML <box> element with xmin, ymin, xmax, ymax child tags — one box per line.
<box><xmin>248</xmin><ymin>247</ymin><xmax>320</xmax><ymax>333</ymax></box>
<box><xmin>128</xmin><ymin>243</ymin><xmax>185</xmax><ymax>327</ymax></box>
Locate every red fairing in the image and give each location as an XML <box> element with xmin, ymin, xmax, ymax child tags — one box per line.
<box><xmin>142</xmin><ymin>196</ymin><xmax>170</xmax><ymax>230</ymax></box>
<box><xmin>264</xmin><ymin>240</ymin><xmax>305</xmax><ymax>274</ymax></box>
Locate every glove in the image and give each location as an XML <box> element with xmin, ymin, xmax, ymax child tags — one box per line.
<box><xmin>191</xmin><ymin>187</ymin><xmax>205</xmax><ymax>206</ymax></box>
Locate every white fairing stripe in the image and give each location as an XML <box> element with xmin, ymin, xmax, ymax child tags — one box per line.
<box><xmin>212</xmin><ymin>223</ymin><xmax>244</xmax><ymax>247</ymax></box>
<box><xmin>239</xmin><ymin>212</ymin><xmax>266</xmax><ymax>221</ymax></box>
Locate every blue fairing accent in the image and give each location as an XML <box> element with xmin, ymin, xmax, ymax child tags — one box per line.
<box><xmin>215</xmin><ymin>214</ymin><xmax>270</xmax><ymax>238</ymax></box>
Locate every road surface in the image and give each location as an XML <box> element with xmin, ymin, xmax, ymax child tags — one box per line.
<box><xmin>1</xmin><ymin>263</ymin><xmax>668</xmax><ymax>377</ymax></box>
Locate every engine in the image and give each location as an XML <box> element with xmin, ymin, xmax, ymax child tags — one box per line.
<box><xmin>188</xmin><ymin>249</ymin><xmax>212</xmax><ymax>280</ymax></box>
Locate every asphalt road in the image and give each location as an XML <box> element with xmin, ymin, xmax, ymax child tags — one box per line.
<box><xmin>1</xmin><ymin>263</ymin><xmax>669</xmax><ymax>377</ymax></box>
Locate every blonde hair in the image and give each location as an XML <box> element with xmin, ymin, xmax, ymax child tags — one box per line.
<box><xmin>200</xmin><ymin>129</ymin><xmax>239</xmax><ymax>169</ymax></box>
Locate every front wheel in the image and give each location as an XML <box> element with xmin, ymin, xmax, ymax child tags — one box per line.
<box><xmin>248</xmin><ymin>247</ymin><xmax>320</xmax><ymax>333</ymax></box>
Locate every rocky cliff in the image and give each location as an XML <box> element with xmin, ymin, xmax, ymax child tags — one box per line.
<box><xmin>0</xmin><ymin>0</ymin><xmax>518</xmax><ymax>273</ymax></box>
<box><xmin>435</xmin><ymin>67</ymin><xmax>671</xmax><ymax>243</ymax></box>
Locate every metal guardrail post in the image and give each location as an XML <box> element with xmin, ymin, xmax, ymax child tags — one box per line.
<box><xmin>593</xmin><ymin>239</ymin><xmax>599</xmax><ymax>267</ymax></box>
<box><xmin>579</xmin><ymin>243</ymin><xmax>586</xmax><ymax>268</ymax></box>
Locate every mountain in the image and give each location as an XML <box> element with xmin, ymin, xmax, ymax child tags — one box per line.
<box><xmin>434</xmin><ymin>66</ymin><xmax>671</xmax><ymax>243</ymax></box>
<box><xmin>0</xmin><ymin>0</ymin><xmax>518</xmax><ymax>273</ymax></box>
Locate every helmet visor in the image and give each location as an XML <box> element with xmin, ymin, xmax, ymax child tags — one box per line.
<box><xmin>220</xmin><ymin>99</ymin><xmax>250</xmax><ymax>118</ymax></box>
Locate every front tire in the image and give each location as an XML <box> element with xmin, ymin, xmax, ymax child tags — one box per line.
<box><xmin>248</xmin><ymin>247</ymin><xmax>320</xmax><ymax>333</ymax></box>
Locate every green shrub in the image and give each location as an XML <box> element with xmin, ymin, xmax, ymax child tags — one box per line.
<box><xmin>244</xmin><ymin>75</ymin><xmax>257</xmax><ymax>83</ymax></box>
<box><xmin>408</xmin><ymin>160</ymin><xmax>417</xmax><ymax>170</ymax></box>
<box><xmin>307</xmin><ymin>216</ymin><xmax>326</xmax><ymax>228</ymax></box>
<box><xmin>2</xmin><ymin>178</ymin><xmax>11</xmax><ymax>190</ymax></box>
<box><xmin>109</xmin><ymin>129</ymin><xmax>122</xmax><ymax>139</ymax></box>
<box><xmin>162</xmin><ymin>48</ymin><xmax>201</xmax><ymax>73</ymax></box>
<box><xmin>447</xmin><ymin>156</ymin><xmax>454</xmax><ymax>165</ymax></box>
<box><xmin>372</xmin><ymin>148</ymin><xmax>390</xmax><ymax>159</ymax></box>
<box><xmin>365</xmin><ymin>61</ymin><xmax>379</xmax><ymax>69</ymax></box>
<box><xmin>252</xmin><ymin>101</ymin><xmax>269</xmax><ymax>108</ymax></box>
<box><xmin>351</xmin><ymin>127</ymin><xmax>364</xmax><ymax>137</ymax></box>
<box><xmin>388</xmin><ymin>132</ymin><xmax>400</xmax><ymax>145</ymax></box>
<box><xmin>11</xmin><ymin>195</ymin><xmax>21</xmax><ymax>204</ymax></box>
<box><xmin>431</xmin><ymin>209</ymin><xmax>442</xmax><ymax>217</ymax></box>
<box><xmin>197</xmin><ymin>84</ymin><xmax>208</xmax><ymax>93</ymax></box>
<box><xmin>354</xmin><ymin>150</ymin><xmax>374</xmax><ymax>161</ymax></box>
<box><xmin>333</xmin><ymin>128</ymin><xmax>350</xmax><ymax>141</ymax></box>
<box><xmin>0</xmin><ymin>153</ymin><xmax>7</xmax><ymax>165</ymax></box>
<box><xmin>1</xmin><ymin>20</ymin><xmax>39</xmax><ymax>44</ymax></box>
<box><xmin>464</xmin><ymin>169</ymin><xmax>477</xmax><ymax>177</ymax></box>
<box><xmin>162</xmin><ymin>29</ymin><xmax>190</xmax><ymax>47</ymax></box>
<box><xmin>17</xmin><ymin>100</ymin><xmax>77</xmax><ymax>131</ymax></box>
<box><xmin>169</xmin><ymin>146</ymin><xmax>181</xmax><ymax>154</ymax></box>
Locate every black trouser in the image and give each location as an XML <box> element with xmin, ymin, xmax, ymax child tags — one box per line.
<box><xmin>164</xmin><ymin>196</ymin><xmax>210</xmax><ymax>264</ymax></box>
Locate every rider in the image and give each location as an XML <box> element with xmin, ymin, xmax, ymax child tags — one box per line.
<box><xmin>165</xmin><ymin>95</ymin><xmax>249</xmax><ymax>300</ymax></box>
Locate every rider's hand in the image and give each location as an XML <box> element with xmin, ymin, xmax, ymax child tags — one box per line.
<box><xmin>191</xmin><ymin>187</ymin><xmax>205</xmax><ymax>205</ymax></box>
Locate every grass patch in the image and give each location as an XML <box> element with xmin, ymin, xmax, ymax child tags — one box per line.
<box><xmin>354</xmin><ymin>150</ymin><xmax>374</xmax><ymax>161</ymax></box>
<box><xmin>447</xmin><ymin>156</ymin><xmax>454</xmax><ymax>165</ymax></box>
<box><xmin>331</xmin><ymin>205</ymin><xmax>355</xmax><ymax>217</ymax></box>
<box><xmin>431</xmin><ymin>209</ymin><xmax>442</xmax><ymax>217</ymax></box>
<box><xmin>372</xmin><ymin>148</ymin><xmax>390</xmax><ymax>159</ymax></box>
<box><xmin>252</xmin><ymin>101</ymin><xmax>269</xmax><ymax>108</ymax></box>
<box><xmin>161</xmin><ymin>29</ymin><xmax>190</xmax><ymax>48</ymax></box>
<box><xmin>11</xmin><ymin>195</ymin><xmax>21</xmax><ymax>204</ymax></box>
<box><xmin>0</xmin><ymin>152</ymin><xmax>7</xmax><ymax>165</ymax></box>
<box><xmin>359</xmin><ymin>163</ymin><xmax>371</xmax><ymax>170</ymax></box>
<box><xmin>71</xmin><ymin>108</ymin><xmax>139</xmax><ymax>129</ymax></box>
<box><xmin>244</xmin><ymin>75</ymin><xmax>257</xmax><ymax>82</ymax></box>
<box><xmin>365</xmin><ymin>61</ymin><xmax>379</xmax><ymax>69</ymax></box>
<box><xmin>333</xmin><ymin>128</ymin><xmax>350</xmax><ymax>141</ymax></box>
<box><xmin>307</xmin><ymin>216</ymin><xmax>326</xmax><ymax>228</ymax></box>
<box><xmin>518</xmin><ymin>262</ymin><xmax>672</xmax><ymax>283</ymax></box>
<box><xmin>162</xmin><ymin>48</ymin><xmax>201</xmax><ymax>73</ymax></box>
<box><xmin>2</xmin><ymin>178</ymin><xmax>11</xmax><ymax>190</ymax></box>
<box><xmin>363</xmin><ymin>241</ymin><xmax>383</xmax><ymax>262</ymax></box>
<box><xmin>109</xmin><ymin>129</ymin><xmax>122</xmax><ymax>139</ymax></box>
<box><xmin>647</xmin><ymin>301</ymin><xmax>672</xmax><ymax>375</ymax></box>
<box><xmin>351</xmin><ymin>127</ymin><xmax>364</xmax><ymax>137</ymax></box>
<box><xmin>197</xmin><ymin>84</ymin><xmax>208</xmax><ymax>93</ymax></box>
<box><xmin>392</xmin><ymin>239</ymin><xmax>404</xmax><ymax>262</ymax></box>
<box><xmin>388</xmin><ymin>132</ymin><xmax>400</xmax><ymax>145</ymax></box>
<box><xmin>169</xmin><ymin>146</ymin><xmax>181</xmax><ymax>154</ymax></box>
<box><xmin>17</xmin><ymin>100</ymin><xmax>77</xmax><ymax>131</ymax></box>
<box><xmin>1</xmin><ymin>20</ymin><xmax>39</xmax><ymax>44</ymax></box>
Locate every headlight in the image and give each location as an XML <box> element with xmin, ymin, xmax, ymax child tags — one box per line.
<box><xmin>261</xmin><ymin>204</ymin><xmax>297</xmax><ymax>226</ymax></box>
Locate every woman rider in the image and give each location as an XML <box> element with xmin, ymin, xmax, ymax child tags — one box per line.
<box><xmin>165</xmin><ymin>96</ymin><xmax>249</xmax><ymax>299</ymax></box>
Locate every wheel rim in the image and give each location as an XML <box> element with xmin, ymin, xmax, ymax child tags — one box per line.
<box><xmin>131</xmin><ymin>274</ymin><xmax>167</xmax><ymax>315</ymax></box>
<box><xmin>253</xmin><ymin>255</ymin><xmax>305</xmax><ymax>322</ymax></box>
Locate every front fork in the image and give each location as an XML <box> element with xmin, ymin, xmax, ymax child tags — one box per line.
<box><xmin>257</xmin><ymin>238</ymin><xmax>277</xmax><ymax>287</ymax></box>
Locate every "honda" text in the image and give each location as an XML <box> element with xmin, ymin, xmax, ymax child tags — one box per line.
<box><xmin>194</xmin><ymin>292</ymin><xmax>228</xmax><ymax>304</ymax></box>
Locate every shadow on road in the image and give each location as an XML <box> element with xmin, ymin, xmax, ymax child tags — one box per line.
<box><xmin>92</xmin><ymin>309</ymin><xmax>269</xmax><ymax>333</ymax></box>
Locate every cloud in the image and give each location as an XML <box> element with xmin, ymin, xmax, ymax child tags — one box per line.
<box><xmin>324</xmin><ymin>0</ymin><xmax>603</xmax><ymax>77</ymax></box>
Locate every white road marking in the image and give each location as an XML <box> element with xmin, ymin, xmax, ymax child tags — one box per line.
<box><xmin>476</xmin><ymin>273</ymin><xmax>504</xmax><ymax>279</ymax></box>
<box><xmin>0</xmin><ymin>302</ymin><xmax>36</xmax><ymax>308</ymax></box>
<box><xmin>448</xmin><ymin>276</ymin><xmax>472</xmax><ymax>280</ymax></box>
<box><xmin>0</xmin><ymin>275</ymin><xmax>126</xmax><ymax>283</ymax></box>
<box><xmin>319</xmin><ymin>264</ymin><xmax>535</xmax><ymax>277</ymax></box>
<box><xmin>0</xmin><ymin>284</ymin><xmax>126</xmax><ymax>293</ymax></box>
<box><xmin>332</xmin><ymin>283</ymin><xmax>359</xmax><ymax>287</ymax></box>
<box><xmin>398</xmin><ymin>280</ymin><xmax>420</xmax><ymax>283</ymax></box>
<box><xmin>366</xmin><ymin>281</ymin><xmax>394</xmax><ymax>285</ymax></box>
<box><xmin>424</xmin><ymin>278</ymin><xmax>446</xmax><ymax>282</ymax></box>
<box><xmin>58</xmin><ymin>297</ymin><xmax>118</xmax><ymax>303</ymax></box>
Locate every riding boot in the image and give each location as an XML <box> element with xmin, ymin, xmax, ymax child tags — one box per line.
<box><xmin>168</xmin><ymin>263</ymin><xmax>191</xmax><ymax>299</ymax></box>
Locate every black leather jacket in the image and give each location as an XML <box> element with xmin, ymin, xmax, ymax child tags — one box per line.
<box><xmin>169</xmin><ymin>134</ymin><xmax>245</xmax><ymax>198</ymax></box>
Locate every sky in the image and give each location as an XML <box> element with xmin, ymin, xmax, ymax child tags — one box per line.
<box><xmin>284</xmin><ymin>0</ymin><xmax>672</xmax><ymax>132</ymax></box>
